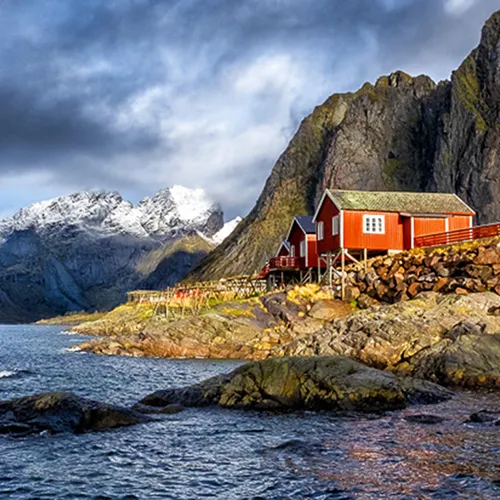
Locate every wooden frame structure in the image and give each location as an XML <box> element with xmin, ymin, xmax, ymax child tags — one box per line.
<box><xmin>127</xmin><ymin>277</ymin><xmax>267</xmax><ymax>319</ymax></box>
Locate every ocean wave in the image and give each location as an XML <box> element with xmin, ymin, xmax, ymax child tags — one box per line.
<box><xmin>62</xmin><ymin>346</ymin><xmax>85</xmax><ymax>353</ymax></box>
<box><xmin>0</xmin><ymin>369</ymin><xmax>33</xmax><ymax>379</ymax></box>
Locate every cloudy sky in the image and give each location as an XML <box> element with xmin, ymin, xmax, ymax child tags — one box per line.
<box><xmin>0</xmin><ymin>0</ymin><xmax>498</xmax><ymax>220</ymax></box>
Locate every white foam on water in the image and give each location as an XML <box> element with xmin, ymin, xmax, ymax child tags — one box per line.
<box><xmin>0</xmin><ymin>370</ymin><xmax>17</xmax><ymax>378</ymax></box>
<box><xmin>63</xmin><ymin>346</ymin><xmax>84</xmax><ymax>353</ymax></box>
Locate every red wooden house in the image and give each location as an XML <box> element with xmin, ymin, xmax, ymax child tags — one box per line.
<box><xmin>263</xmin><ymin>216</ymin><xmax>323</xmax><ymax>285</ymax></box>
<box><xmin>313</xmin><ymin>190</ymin><xmax>475</xmax><ymax>277</ymax></box>
<box><xmin>276</xmin><ymin>240</ymin><xmax>290</xmax><ymax>257</ymax></box>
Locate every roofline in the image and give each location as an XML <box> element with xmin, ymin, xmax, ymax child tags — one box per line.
<box><xmin>312</xmin><ymin>189</ymin><xmax>341</xmax><ymax>222</ymax></box>
<box><xmin>453</xmin><ymin>193</ymin><xmax>476</xmax><ymax>215</ymax></box>
<box><xmin>312</xmin><ymin>189</ymin><xmax>475</xmax><ymax>220</ymax></box>
<box><xmin>284</xmin><ymin>219</ymin><xmax>297</xmax><ymax>242</ymax></box>
<box><xmin>276</xmin><ymin>240</ymin><xmax>290</xmax><ymax>256</ymax></box>
<box><xmin>286</xmin><ymin>216</ymin><xmax>315</xmax><ymax>240</ymax></box>
<box><xmin>294</xmin><ymin>216</ymin><xmax>316</xmax><ymax>234</ymax></box>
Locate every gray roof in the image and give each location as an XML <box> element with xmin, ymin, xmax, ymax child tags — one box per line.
<box><xmin>326</xmin><ymin>190</ymin><xmax>475</xmax><ymax>215</ymax></box>
<box><xmin>294</xmin><ymin>216</ymin><xmax>316</xmax><ymax>234</ymax></box>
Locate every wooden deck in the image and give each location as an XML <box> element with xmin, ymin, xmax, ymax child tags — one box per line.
<box><xmin>414</xmin><ymin>222</ymin><xmax>500</xmax><ymax>248</ymax></box>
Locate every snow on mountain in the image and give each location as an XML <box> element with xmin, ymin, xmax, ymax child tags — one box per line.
<box><xmin>210</xmin><ymin>217</ymin><xmax>242</xmax><ymax>245</ymax></box>
<box><xmin>0</xmin><ymin>186</ymin><xmax>224</xmax><ymax>241</ymax></box>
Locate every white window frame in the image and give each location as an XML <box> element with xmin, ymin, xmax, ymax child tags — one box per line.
<box><xmin>317</xmin><ymin>221</ymin><xmax>324</xmax><ymax>241</ymax></box>
<box><xmin>332</xmin><ymin>215</ymin><xmax>339</xmax><ymax>236</ymax></box>
<box><xmin>300</xmin><ymin>240</ymin><xmax>306</xmax><ymax>257</ymax></box>
<box><xmin>363</xmin><ymin>215</ymin><xmax>385</xmax><ymax>234</ymax></box>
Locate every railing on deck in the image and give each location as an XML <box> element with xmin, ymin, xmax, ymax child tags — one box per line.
<box><xmin>268</xmin><ymin>256</ymin><xmax>301</xmax><ymax>270</ymax></box>
<box><xmin>414</xmin><ymin>222</ymin><xmax>500</xmax><ymax>248</ymax></box>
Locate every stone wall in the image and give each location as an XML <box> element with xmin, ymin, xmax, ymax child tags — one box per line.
<box><xmin>331</xmin><ymin>237</ymin><xmax>500</xmax><ymax>307</ymax></box>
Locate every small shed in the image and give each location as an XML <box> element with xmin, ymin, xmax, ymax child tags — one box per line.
<box><xmin>285</xmin><ymin>215</ymin><xmax>318</xmax><ymax>268</ymax></box>
<box><xmin>276</xmin><ymin>240</ymin><xmax>290</xmax><ymax>257</ymax></box>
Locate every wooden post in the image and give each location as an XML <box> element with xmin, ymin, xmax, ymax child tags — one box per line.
<box><xmin>328</xmin><ymin>251</ymin><xmax>332</xmax><ymax>287</ymax></box>
<box><xmin>317</xmin><ymin>257</ymin><xmax>321</xmax><ymax>284</ymax></box>
<box><xmin>341</xmin><ymin>248</ymin><xmax>346</xmax><ymax>301</ymax></box>
<box><xmin>363</xmin><ymin>248</ymin><xmax>368</xmax><ymax>272</ymax></box>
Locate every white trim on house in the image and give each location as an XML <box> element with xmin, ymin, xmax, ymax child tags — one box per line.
<box><xmin>285</xmin><ymin>219</ymin><xmax>298</xmax><ymax>242</ymax></box>
<box><xmin>410</xmin><ymin>217</ymin><xmax>415</xmax><ymax>249</ymax></box>
<box><xmin>317</xmin><ymin>221</ymin><xmax>324</xmax><ymax>241</ymax></box>
<box><xmin>332</xmin><ymin>215</ymin><xmax>339</xmax><ymax>235</ymax></box>
<box><xmin>453</xmin><ymin>193</ymin><xmax>476</xmax><ymax>215</ymax></box>
<box><xmin>313</xmin><ymin>189</ymin><xmax>342</xmax><ymax>222</ymax></box>
<box><xmin>340</xmin><ymin>210</ymin><xmax>344</xmax><ymax>248</ymax></box>
<box><xmin>276</xmin><ymin>240</ymin><xmax>290</xmax><ymax>257</ymax></box>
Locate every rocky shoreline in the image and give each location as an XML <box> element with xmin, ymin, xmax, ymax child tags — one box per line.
<box><xmin>69</xmin><ymin>288</ymin><xmax>500</xmax><ymax>389</ymax></box>
<box><xmin>65</xmin><ymin>239</ymin><xmax>500</xmax><ymax>391</ymax></box>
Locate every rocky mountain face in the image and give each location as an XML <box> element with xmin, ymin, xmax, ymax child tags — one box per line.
<box><xmin>189</xmin><ymin>11</ymin><xmax>500</xmax><ymax>281</ymax></box>
<box><xmin>0</xmin><ymin>187</ymin><xmax>227</xmax><ymax>322</ymax></box>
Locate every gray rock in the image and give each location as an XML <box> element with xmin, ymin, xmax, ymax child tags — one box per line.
<box><xmin>140</xmin><ymin>356</ymin><xmax>452</xmax><ymax>412</ymax></box>
<box><xmin>0</xmin><ymin>392</ymin><xmax>150</xmax><ymax>436</ymax></box>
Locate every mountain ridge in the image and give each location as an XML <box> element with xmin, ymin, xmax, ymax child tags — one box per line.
<box><xmin>0</xmin><ymin>186</ymin><xmax>234</xmax><ymax>322</ymax></box>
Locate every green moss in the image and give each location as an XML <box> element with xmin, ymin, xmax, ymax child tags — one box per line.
<box><xmin>383</xmin><ymin>159</ymin><xmax>402</xmax><ymax>189</ymax></box>
<box><xmin>220</xmin><ymin>307</ymin><xmax>255</xmax><ymax>319</ymax></box>
<box><xmin>454</xmin><ymin>56</ymin><xmax>488</xmax><ymax>132</ymax></box>
<box><xmin>355</xmin><ymin>82</ymin><xmax>388</xmax><ymax>103</ymax></box>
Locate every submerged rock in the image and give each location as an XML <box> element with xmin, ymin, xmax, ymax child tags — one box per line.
<box><xmin>0</xmin><ymin>392</ymin><xmax>150</xmax><ymax>436</ymax></box>
<box><xmin>466</xmin><ymin>409</ymin><xmax>500</xmax><ymax>424</ymax></box>
<box><xmin>404</xmin><ymin>414</ymin><xmax>447</xmax><ymax>424</ymax></box>
<box><xmin>140</xmin><ymin>356</ymin><xmax>452</xmax><ymax>412</ymax></box>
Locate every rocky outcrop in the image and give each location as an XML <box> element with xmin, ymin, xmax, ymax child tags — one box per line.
<box><xmin>73</xmin><ymin>287</ymin><xmax>356</xmax><ymax>359</ymax></box>
<box><xmin>73</xmin><ymin>291</ymin><xmax>336</xmax><ymax>359</ymax></box>
<box><xmin>0</xmin><ymin>187</ymin><xmax>225</xmax><ymax>322</ymax></box>
<box><xmin>189</xmin><ymin>11</ymin><xmax>500</xmax><ymax>281</ymax></box>
<box><xmin>140</xmin><ymin>356</ymin><xmax>452</xmax><ymax>412</ymax></box>
<box><xmin>277</xmin><ymin>292</ymin><xmax>500</xmax><ymax>388</ymax></box>
<box><xmin>0</xmin><ymin>392</ymin><xmax>149</xmax><ymax>436</ymax></box>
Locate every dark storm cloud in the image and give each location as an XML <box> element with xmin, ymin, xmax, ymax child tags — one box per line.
<box><xmin>0</xmin><ymin>0</ymin><xmax>498</xmax><ymax>217</ymax></box>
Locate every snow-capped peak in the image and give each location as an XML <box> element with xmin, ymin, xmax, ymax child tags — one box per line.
<box><xmin>0</xmin><ymin>187</ymin><xmax>224</xmax><ymax>241</ymax></box>
<box><xmin>169</xmin><ymin>185</ymin><xmax>219</xmax><ymax>224</ymax></box>
<box><xmin>210</xmin><ymin>217</ymin><xmax>242</xmax><ymax>245</ymax></box>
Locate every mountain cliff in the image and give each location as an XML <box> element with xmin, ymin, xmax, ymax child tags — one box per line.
<box><xmin>0</xmin><ymin>187</ymin><xmax>227</xmax><ymax>322</ymax></box>
<box><xmin>188</xmin><ymin>11</ymin><xmax>500</xmax><ymax>281</ymax></box>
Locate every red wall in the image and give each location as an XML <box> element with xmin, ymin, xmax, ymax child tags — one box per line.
<box><xmin>449</xmin><ymin>215</ymin><xmax>472</xmax><ymax>231</ymax></box>
<box><xmin>307</xmin><ymin>235</ymin><xmax>319</xmax><ymax>268</ymax></box>
<box><xmin>413</xmin><ymin>217</ymin><xmax>446</xmax><ymax>238</ymax></box>
<box><xmin>344</xmin><ymin>211</ymin><xmax>404</xmax><ymax>251</ymax></box>
<box><xmin>316</xmin><ymin>196</ymin><xmax>341</xmax><ymax>255</ymax></box>
<box><xmin>288</xmin><ymin>221</ymin><xmax>304</xmax><ymax>261</ymax></box>
<box><xmin>277</xmin><ymin>244</ymin><xmax>290</xmax><ymax>257</ymax></box>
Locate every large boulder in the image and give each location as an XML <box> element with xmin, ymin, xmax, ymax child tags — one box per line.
<box><xmin>0</xmin><ymin>392</ymin><xmax>149</xmax><ymax>436</ymax></box>
<box><xmin>140</xmin><ymin>356</ymin><xmax>452</xmax><ymax>412</ymax></box>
